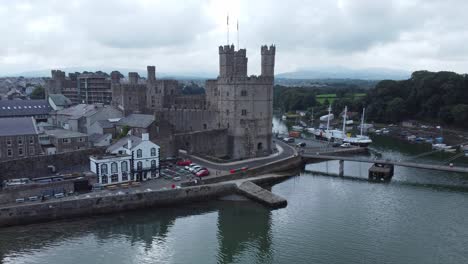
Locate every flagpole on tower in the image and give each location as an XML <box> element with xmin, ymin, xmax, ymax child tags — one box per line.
<box><xmin>227</xmin><ymin>14</ymin><xmax>229</xmax><ymax>45</ymax></box>
<box><xmin>237</xmin><ymin>20</ymin><xmax>239</xmax><ymax>49</ymax></box>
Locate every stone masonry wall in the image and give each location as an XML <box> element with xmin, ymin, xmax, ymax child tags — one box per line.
<box><xmin>0</xmin><ymin>148</ymin><xmax>105</xmax><ymax>180</ymax></box>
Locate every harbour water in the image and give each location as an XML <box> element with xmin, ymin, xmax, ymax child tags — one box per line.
<box><xmin>1</xmin><ymin>121</ymin><xmax>468</xmax><ymax>263</ymax></box>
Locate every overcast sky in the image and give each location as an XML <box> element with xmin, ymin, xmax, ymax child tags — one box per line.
<box><xmin>1</xmin><ymin>0</ymin><xmax>467</xmax><ymax>76</ymax></box>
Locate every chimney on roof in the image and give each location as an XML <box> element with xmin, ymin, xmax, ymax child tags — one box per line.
<box><xmin>127</xmin><ymin>139</ymin><xmax>132</xmax><ymax>149</ymax></box>
<box><xmin>142</xmin><ymin>133</ymin><xmax>149</xmax><ymax>141</ymax></box>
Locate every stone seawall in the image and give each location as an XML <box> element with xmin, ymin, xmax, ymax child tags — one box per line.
<box><xmin>0</xmin><ymin>148</ymin><xmax>105</xmax><ymax>180</ymax></box>
<box><xmin>0</xmin><ymin>183</ymin><xmax>237</xmax><ymax>227</ymax></box>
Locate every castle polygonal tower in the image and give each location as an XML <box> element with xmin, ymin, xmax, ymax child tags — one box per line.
<box><xmin>208</xmin><ymin>44</ymin><xmax>275</xmax><ymax>159</ymax></box>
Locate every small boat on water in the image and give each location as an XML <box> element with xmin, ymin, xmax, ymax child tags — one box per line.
<box><xmin>432</xmin><ymin>143</ymin><xmax>453</xmax><ymax>150</ymax></box>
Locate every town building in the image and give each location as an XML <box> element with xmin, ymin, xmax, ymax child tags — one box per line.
<box><xmin>89</xmin><ymin>154</ymin><xmax>132</xmax><ymax>186</ymax></box>
<box><xmin>0</xmin><ymin>117</ymin><xmax>42</xmax><ymax>161</ymax></box>
<box><xmin>116</xmin><ymin>114</ymin><xmax>157</xmax><ymax>138</ymax></box>
<box><xmin>0</xmin><ymin>99</ymin><xmax>52</xmax><ymax>123</ymax></box>
<box><xmin>46</xmin><ymin>71</ymin><xmax>112</xmax><ymax>105</ymax></box>
<box><xmin>48</xmin><ymin>94</ymin><xmax>72</xmax><ymax>110</ymax></box>
<box><xmin>106</xmin><ymin>133</ymin><xmax>160</xmax><ymax>181</ymax></box>
<box><xmin>50</xmin><ymin>103</ymin><xmax>122</xmax><ymax>134</ymax></box>
<box><xmin>43</xmin><ymin>129</ymin><xmax>89</xmax><ymax>153</ymax></box>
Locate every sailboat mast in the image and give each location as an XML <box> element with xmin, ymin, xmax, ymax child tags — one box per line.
<box><xmin>360</xmin><ymin>107</ymin><xmax>365</xmax><ymax>136</ymax></box>
<box><xmin>342</xmin><ymin>106</ymin><xmax>347</xmax><ymax>136</ymax></box>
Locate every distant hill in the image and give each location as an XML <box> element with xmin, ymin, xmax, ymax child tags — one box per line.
<box><xmin>276</xmin><ymin>66</ymin><xmax>410</xmax><ymax>80</ymax></box>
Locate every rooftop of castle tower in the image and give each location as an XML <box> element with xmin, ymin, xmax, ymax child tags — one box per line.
<box><xmin>261</xmin><ymin>45</ymin><xmax>276</xmax><ymax>55</ymax></box>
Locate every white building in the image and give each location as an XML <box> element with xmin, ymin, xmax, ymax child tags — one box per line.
<box><xmin>106</xmin><ymin>133</ymin><xmax>160</xmax><ymax>182</ymax></box>
<box><xmin>90</xmin><ymin>154</ymin><xmax>132</xmax><ymax>185</ymax></box>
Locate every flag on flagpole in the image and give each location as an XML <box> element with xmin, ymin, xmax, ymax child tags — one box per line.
<box><xmin>227</xmin><ymin>15</ymin><xmax>229</xmax><ymax>25</ymax></box>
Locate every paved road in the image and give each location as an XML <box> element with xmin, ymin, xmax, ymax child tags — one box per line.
<box><xmin>186</xmin><ymin>140</ymin><xmax>297</xmax><ymax>171</ymax></box>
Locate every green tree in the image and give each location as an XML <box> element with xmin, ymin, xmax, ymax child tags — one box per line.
<box><xmin>451</xmin><ymin>104</ymin><xmax>468</xmax><ymax>127</ymax></box>
<box><xmin>385</xmin><ymin>97</ymin><xmax>406</xmax><ymax>122</ymax></box>
<box><xmin>30</xmin><ymin>86</ymin><xmax>45</xmax><ymax>99</ymax></box>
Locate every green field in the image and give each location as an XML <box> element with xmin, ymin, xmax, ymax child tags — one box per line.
<box><xmin>316</xmin><ymin>93</ymin><xmax>366</xmax><ymax>105</ymax></box>
<box><xmin>316</xmin><ymin>94</ymin><xmax>337</xmax><ymax>104</ymax></box>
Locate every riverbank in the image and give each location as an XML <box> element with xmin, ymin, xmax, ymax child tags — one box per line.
<box><xmin>0</xmin><ymin>154</ymin><xmax>302</xmax><ymax>228</ymax></box>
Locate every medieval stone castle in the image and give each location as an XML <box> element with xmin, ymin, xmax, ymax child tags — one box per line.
<box><xmin>46</xmin><ymin>44</ymin><xmax>276</xmax><ymax>160</ymax></box>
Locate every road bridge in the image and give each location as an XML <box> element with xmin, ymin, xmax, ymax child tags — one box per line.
<box><xmin>302</xmin><ymin>154</ymin><xmax>468</xmax><ymax>174</ymax></box>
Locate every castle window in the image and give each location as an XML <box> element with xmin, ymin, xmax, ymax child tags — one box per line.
<box><xmin>241</xmin><ymin>90</ymin><xmax>247</xmax><ymax>96</ymax></box>
<box><xmin>226</xmin><ymin>92</ymin><xmax>229</xmax><ymax>97</ymax></box>
<box><xmin>241</xmin><ymin>109</ymin><xmax>247</xmax><ymax>116</ymax></box>
<box><xmin>29</xmin><ymin>136</ymin><xmax>34</xmax><ymax>144</ymax></box>
<box><xmin>18</xmin><ymin>148</ymin><xmax>24</xmax><ymax>156</ymax></box>
<box><xmin>7</xmin><ymin>149</ymin><xmax>12</xmax><ymax>157</ymax></box>
<box><xmin>203</xmin><ymin>124</ymin><xmax>207</xmax><ymax>130</ymax></box>
<box><xmin>18</xmin><ymin>137</ymin><xmax>23</xmax><ymax>145</ymax></box>
<box><xmin>226</xmin><ymin>109</ymin><xmax>230</xmax><ymax>116</ymax></box>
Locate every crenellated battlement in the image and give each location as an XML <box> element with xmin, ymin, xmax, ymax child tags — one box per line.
<box><xmin>261</xmin><ymin>45</ymin><xmax>276</xmax><ymax>55</ymax></box>
<box><xmin>219</xmin><ymin>44</ymin><xmax>235</xmax><ymax>54</ymax></box>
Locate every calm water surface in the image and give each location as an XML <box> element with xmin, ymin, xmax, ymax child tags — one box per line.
<box><xmin>1</xmin><ymin>132</ymin><xmax>468</xmax><ymax>263</ymax></box>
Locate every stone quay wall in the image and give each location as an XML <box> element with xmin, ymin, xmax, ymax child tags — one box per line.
<box><xmin>0</xmin><ymin>182</ymin><xmax>237</xmax><ymax>227</ymax></box>
<box><xmin>0</xmin><ymin>148</ymin><xmax>105</xmax><ymax>181</ymax></box>
<box><xmin>0</xmin><ymin>180</ymin><xmax>75</xmax><ymax>205</ymax></box>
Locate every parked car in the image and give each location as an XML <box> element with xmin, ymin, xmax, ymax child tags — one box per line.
<box><xmin>189</xmin><ymin>165</ymin><xmax>202</xmax><ymax>173</ymax></box>
<box><xmin>340</xmin><ymin>143</ymin><xmax>351</xmax><ymax>148</ymax></box>
<box><xmin>177</xmin><ymin>159</ymin><xmax>192</xmax><ymax>166</ymax></box>
<box><xmin>332</xmin><ymin>142</ymin><xmax>341</xmax><ymax>148</ymax></box>
<box><xmin>185</xmin><ymin>164</ymin><xmax>197</xmax><ymax>170</ymax></box>
<box><xmin>192</xmin><ymin>167</ymin><xmax>206</xmax><ymax>174</ymax></box>
<box><xmin>283</xmin><ymin>137</ymin><xmax>295</xmax><ymax>143</ymax></box>
<box><xmin>296</xmin><ymin>142</ymin><xmax>306</xmax><ymax>148</ymax></box>
<box><xmin>196</xmin><ymin>169</ymin><xmax>210</xmax><ymax>177</ymax></box>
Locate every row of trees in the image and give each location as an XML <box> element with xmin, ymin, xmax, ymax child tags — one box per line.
<box><xmin>364</xmin><ymin>71</ymin><xmax>468</xmax><ymax>127</ymax></box>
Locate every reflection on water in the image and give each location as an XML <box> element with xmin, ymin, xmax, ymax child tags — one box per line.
<box><xmin>0</xmin><ymin>202</ymin><xmax>273</xmax><ymax>264</ymax></box>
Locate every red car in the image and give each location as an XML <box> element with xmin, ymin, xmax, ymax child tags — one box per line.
<box><xmin>177</xmin><ymin>159</ymin><xmax>192</xmax><ymax>166</ymax></box>
<box><xmin>196</xmin><ymin>169</ymin><xmax>210</xmax><ymax>177</ymax></box>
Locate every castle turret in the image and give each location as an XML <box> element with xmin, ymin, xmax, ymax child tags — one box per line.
<box><xmin>147</xmin><ymin>66</ymin><xmax>156</xmax><ymax>83</ymax></box>
<box><xmin>128</xmin><ymin>72</ymin><xmax>139</xmax><ymax>84</ymax></box>
<box><xmin>219</xmin><ymin>45</ymin><xmax>235</xmax><ymax>77</ymax></box>
<box><xmin>233</xmin><ymin>49</ymin><xmax>248</xmax><ymax>77</ymax></box>
<box><xmin>111</xmin><ymin>71</ymin><xmax>122</xmax><ymax>84</ymax></box>
<box><xmin>261</xmin><ymin>45</ymin><xmax>276</xmax><ymax>77</ymax></box>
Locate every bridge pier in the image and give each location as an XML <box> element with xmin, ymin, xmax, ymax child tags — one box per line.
<box><xmin>339</xmin><ymin>160</ymin><xmax>344</xmax><ymax>177</ymax></box>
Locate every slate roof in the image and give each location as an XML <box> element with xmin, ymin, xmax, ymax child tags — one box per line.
<box><xmin>107</xmin><ymin>135</ymin><xmax>142</xmax><ymax>153</ymax></box>
<box><xmin>48</xmin><ymin>94</ymin><xmax>72</xmax><ymax>106</ymax></box>
<box><xmin>117</xmin><ymin>114</ymin><xmax>155</xmax><ymax>128</ymax></box>
<box><xmin>0</xmin><ymin>117</ymin><xmax>38</xmax><ymax>137</ymax></box>
<box><xmin>0</xmin><ymin>99</ymin><xmax>52</xmax><ymax>117</ymax></box>
<box><xmin>89</xmin><ymin>133</ymin><xmax>111</xmax><ymax>143</ymax></box>
<box><xmin>55</xmin><ymin>104</ymin><xmax>98</xmax><ymax>119</ymax></box>
<box><xmin>45</xmin><ymin>129</ymin><xmax>88</xmax><ymax>139</ymax></box>
<box><xmin>97</xmin><ymin>119</ymin><xmax>114</xmax><ymax>129</ymax></box>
